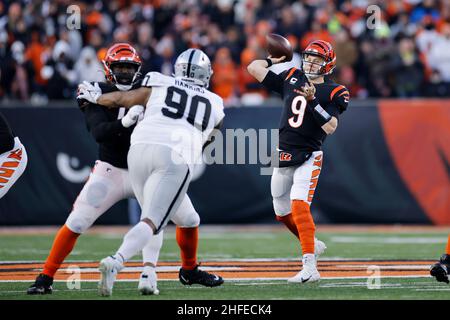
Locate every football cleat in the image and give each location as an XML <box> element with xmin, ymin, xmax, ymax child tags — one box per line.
<box><xmin>439</xmin><ymin>253</ymin><xmax>450</xmax><ymax>266</ymax></box>
<box><xmin>98</xmin><ymin>256</ymin><xmax>124</xmax><ymax>297</ymax></box>
<box><xmin>430</xmin><ymin>254</ymin><xmax>450</xmax><ymax>284</ymax></box>
<box><xmin>138</xmin><ymin>269</ymin><xmax>159</xmax><ymax>295</ymax></box>
<box><xmin>179</xmin><ymin>265</ymin><xmax>224</xmax><ymax>287</ymax></box>
<box><xmin>27</xmin><ymin>274</ymin><xmax>53</xmax><ymax>295</ymax></box>
<box><xmin>288</xmin><ymin>254</ymin><xmax>320</xmax><ymax>284</ymax></box>
<box><xmin>314</xmin><ymin>238</ymin><xmax>327</xmax><ymax>258</ymax></box>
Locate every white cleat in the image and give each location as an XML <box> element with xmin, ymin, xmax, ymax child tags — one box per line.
<box><xmin>288</xmin><ymin>254</ymin><xmax>320</xmax><ymax>284</ymax></box>
<box><xmin>98</xmin><ymin>256</ymin><xmax>124</xmax><ymax>297</ymax></box>
<box><xmin>313</xmin><ymin>238</ymin><xmax>327</xmax><ymax>267</ymax></box>
<box><xmin>314</xmin><ymin>238</ymin><xmax>327</xmax><ymax>259</ymax></box>
<box><xmin>138</xmin><ymin>269</ymin><xmax>159</xmax><ymax>295</ymax></box>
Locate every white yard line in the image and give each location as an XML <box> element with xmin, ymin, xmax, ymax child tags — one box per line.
<box><xmin>0</xmin><ymin>275</ymin><xmax>434</xmax><ymax>283</ymax></box>
<box><xmin>0</xmin><ymin>257</ymin><xmax>435</xmax><ymax>264</ymax></box>
<box><xmin>330</xmin><ymin>236</ymin><xmax>447</xmax><ymax>244</ymax></box>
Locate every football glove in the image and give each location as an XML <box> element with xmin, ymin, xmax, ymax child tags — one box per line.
<box><xmin>77</xmin><ymin>81</ymin><xmax>102</xmax><ymax>105</ymax></box>
<box><xmin>121</xmin><ymin>105</ymin><xmax>145</xmax><ymax>128</ymax></box>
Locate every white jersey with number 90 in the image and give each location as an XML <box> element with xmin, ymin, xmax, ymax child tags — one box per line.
<box><xmin>131</xmin><ymin>72</ymin><xmax>225</xmax><ymax>168</ymax></box>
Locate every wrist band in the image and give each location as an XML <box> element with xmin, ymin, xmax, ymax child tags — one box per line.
<box><xmin>313</xmin><ymin>104</ymin><xmax>332</xmax><ymax>122</ymax></box>
<box><xmin>265</xmin><ymin>58</ymin><xmax>273</xmax><ymax>67</ymax></box>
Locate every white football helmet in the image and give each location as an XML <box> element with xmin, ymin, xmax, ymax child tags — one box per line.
<box><xmin>174</xmin><ymin>48</ymin><xmax>213</xmax><ymax>87</ymax></box>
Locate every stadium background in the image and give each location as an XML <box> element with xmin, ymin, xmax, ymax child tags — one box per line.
<box><xmin>0</xmin><ymin>0</ymin><xmax>449</xmax><ymax>226</ymax></box>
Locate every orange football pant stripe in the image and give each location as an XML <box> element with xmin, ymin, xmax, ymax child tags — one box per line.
<box><xmin>446</xmin><ymin>234</ymin><xmax>450</xmax><ymax>255</ymax></box>
<box><xmin>291</xmin><ymin>200</ymin><xmax>315</xmax><ymax>254</ymax></box>
<box><xmin>42</xmin><ymin>225</ymin><xmax>80</xmax><ymax>278</ymax></box>
<box><xmin>176</xmin><ymin>226</ymin><xmax>198</xmax><ymax>270</ymax></box>
<box><xmin>276</xmin><ymin>213</ymin><xmax>299</xmax><ymax>238</ymax></box>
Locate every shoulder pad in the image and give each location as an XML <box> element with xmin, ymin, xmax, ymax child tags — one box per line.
<box><xmin>141</xmin><ymin>72</ymin><xmax>173</xmax><ymax>87</ymax></box>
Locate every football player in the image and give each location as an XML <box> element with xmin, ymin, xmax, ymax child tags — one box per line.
<box><xmin>78</xmin><ymin>48</ymin><xmax>225</xmax><ymax>296</ymax></box>
<box><xmin>28</xmin><ymin>44</ymin><xmax>219</xmax><ymax>296</ymax></box>
<box><xmin>0</xmin><ymin>112</ymin><xmax>27</xmax><ymax>199</ymax></box>
<box><xmin>247</xmin><ymin>40</ymin><xmax>349</xmax><ymax>283</ymax></box>
<box><xmin>430</xmin><ymin>234</ymin><xmax>450</xmax><ymax>284</ymax></box>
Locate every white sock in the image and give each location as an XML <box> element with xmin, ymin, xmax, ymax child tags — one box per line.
<box><xmin>142</xmin><ymin>265</ymin><xmax>156</xmax><ymax>275</ymax></box>
<box><xmin>142</xmin><ymin>230</ymin><xmax>164</xmax><ymax>267</ymax></box>
<box><xmin>116</xmin><ymin>222</ymin><xmax>154</xmax><ymax>261</ymax></box>
<box><xmin>302</xmin><ymin>253</ymin><xmax>316</xmax><ymax>267</ymax></box>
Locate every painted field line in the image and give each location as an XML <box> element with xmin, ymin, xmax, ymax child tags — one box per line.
<box><xmin>330</xmin><ymin>236</ymin><xmax>447</xmax><ymax>244</ymax></box>
<box><xmin>0</xmin><ymin>275</ymin><xmax>433</xmax><ymax>283</ymax></box>
<box><xmin>0</xmin><ymin>258</ymin><xmax>437</xmax><ymax>264</ymax></box>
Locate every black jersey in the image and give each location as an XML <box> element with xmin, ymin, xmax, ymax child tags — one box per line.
<box><xmin>0</xmin><ymin>112</ymin><xmax>14</xmax><ymax>154</ymax></box>
<box><xmin>79</xmin><ymin>82</ymin><xmax>140</xmax><ymax>169</ymax></box>
<box><xmin>262</xmin><ymin>67</ymin><xmax>349</xmax><ymax>164</ymax></box>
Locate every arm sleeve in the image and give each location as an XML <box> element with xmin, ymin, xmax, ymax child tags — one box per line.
<box><xmin>309</xmin><ymin>85</ymin><xmax>349</xmax><ymax>125</ymax></box>
<box><xmin>261</xmin><ymin>70</ymin><xmax>285</xmax><ymax>96</ymax></box>
<box><xmin>306</xmin><ymin>98</ymin><xmax>341</xmax><ymax>126</ymax></box>
<box><xmin>84</xmin><ymin>105</ymin><xmax>130</xmax><ymax>143</ymax></box>
<box><xmin>330</xmin><ymin>89</ymin><xmax>350</xmax><ymax>114</ymax></box>
<box><xmin>330</xmin><ymin>86</ymin><xmax>350</xmax><ymax>113</ymax></box>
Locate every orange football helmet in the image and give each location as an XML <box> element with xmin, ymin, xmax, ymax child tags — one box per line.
<box><xmin>301</xmin><ymin>40</ymin><xmax>336</xmax><ymax>77</ymax></box>
<box><xmin>102</xmin><ymin>43</ymin><xmax>142</xmax><ymax>90</ymax></box>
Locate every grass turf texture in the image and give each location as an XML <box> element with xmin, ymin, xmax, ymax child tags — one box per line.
<box><xmin>1</xmin><ymin>278</ymin><xmax>449</xmax><ymax>300</ymax></box>
<box><xmin>0</xmin><ymin>226</ymin><xmax>449</xmax><ymax>299</ymax></box>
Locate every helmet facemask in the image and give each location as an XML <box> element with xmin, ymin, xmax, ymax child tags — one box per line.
<box><xmin>301</xmin><ymin>53</ymin><xmax>329</xmax><ymax>80</ymax></box>
<box><xmin>109</xmin><ymin>62</ymin><xmax>141</xmax><ymax>91</ymax></box>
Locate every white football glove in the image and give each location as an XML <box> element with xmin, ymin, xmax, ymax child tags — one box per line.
<box><xmin>121</xmin><ymin>105</ymin><xmax>145</xmax><ymax>128</ymax></box>
<box><xmin>77</xmin><ymin>81</ymin><xmax>102</xmax><ymax>104</ymax></box>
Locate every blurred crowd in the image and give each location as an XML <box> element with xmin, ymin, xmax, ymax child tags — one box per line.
<box><xmin>1</xmin><ymin>0</ymin><xmax>450</xmax><ymax>106</ymax></box>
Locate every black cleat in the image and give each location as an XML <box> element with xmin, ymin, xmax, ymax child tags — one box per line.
<box><xmin>179</xmin><ymin>265</ymin><xmax>224</xmax><ymax>287</ymax></box>
<box><xmin>430</xmin><ymin>263</ymin><xmax>449</xmax><ymax>284</ymax></box>
<box><xmin>27</xmin><ymin>274</ymin><xmax>54</xmax><ymax>295</ymax></box>
<box><xmin>439</xmin><ymin>254</ymin><xmax>450</xmax><ymax>266</ymax></box>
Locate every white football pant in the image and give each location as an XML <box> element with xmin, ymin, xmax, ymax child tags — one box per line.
<box><xmin>66</xmin><ymin>160</ymin><xmax>199</xmax><ymax>234</ymax></box>
<box><xmin>271</xmin><ymin>151</ymin><xmax>323</xmax><ymax>216</ymax></box>
<box><xmin>127</xmin><ymin>143</ymin><xmax>192</xmax><ymax>234</ymax></box>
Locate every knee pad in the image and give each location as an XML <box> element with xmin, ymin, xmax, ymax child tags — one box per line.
<box><xmin>181</xmin><ymin>211</ymin><xmax>200</xmax><ymax>228</ymax></box>
<box><xmin>173</xmin><ymin>210</ymin><xmax>200</xmax><ymax>228</ymax></box>
<box><xmin>65</xmin><ymin>207</ymin><xmax>97</xmax><ymax>234</ymax></box>
<box><xmin>273</xmin><ymin>195</ymin><xmax>291</xmax><ymax>217</ymax></box>
<box><xmin>271</xmin><ymin>168</ymin><xmax>293</xmax><ymax>216</ymax></box>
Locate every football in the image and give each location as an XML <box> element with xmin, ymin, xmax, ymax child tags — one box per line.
<box><xmin>266</xmin><ymin>33</ymin><xmax>293</xmax><ymax>62</ymax></box>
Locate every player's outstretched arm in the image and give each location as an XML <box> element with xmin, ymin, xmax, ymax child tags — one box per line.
<box><xmin>97</xmin><ymin>87</ymin><xmax>152</xmax><ymax>109</ymax></box>
<box><xmin>247</xmin><ymin>56</ymin><xmax>285</xmax><ymax>82</ymax></box>
<box><xmin>77</xmin><ymin>81</ymin><xmax>152</xmax><ymax>109</ymax></box>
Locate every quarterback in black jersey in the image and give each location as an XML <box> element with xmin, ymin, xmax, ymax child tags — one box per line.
<box><xmin>0</xmin><ymin>112</ymin><xmax>27</xmax><ymax>199</ymax></box>
<box><xmin>248</xmin><ymin>39</ymin><xmax>349</xmax><ymax>284</ymax></box>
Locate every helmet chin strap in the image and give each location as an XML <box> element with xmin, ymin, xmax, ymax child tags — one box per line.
<box><xmin>177</xmin><ymin>76</ymin><xmax>208</xmax><ymax>88</ymax></box>
<box><xmin>115</xmin><ymin>84</ymin><xmax>132</xmax><ymax>91</ymax></box>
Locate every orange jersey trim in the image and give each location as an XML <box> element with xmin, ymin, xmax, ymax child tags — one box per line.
<box><xmin>284</xmin><ymin>67</ymin><xmax>297</xmax><ymax>80</ymax></box>
<box><xmin>330</xmin><ymin>85</ymin><xmax>346</xmax><ymax>100</ymax></box>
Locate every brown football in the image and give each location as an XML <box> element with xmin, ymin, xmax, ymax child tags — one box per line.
<box><xmin>266</xmin><ymin>33</ymin><xmax>293</xmax><ymax>62</ymax></box>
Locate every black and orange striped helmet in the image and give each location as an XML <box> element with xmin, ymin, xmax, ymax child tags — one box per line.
<box><xmin>102</xmin><ymin>43</ymin><xmax>142</xmax><ymax>90</ymax></box>
<box><xmin>301</xmin><ymin>40</ymin><xmax>336</xmax><ymax>76</ymax></box>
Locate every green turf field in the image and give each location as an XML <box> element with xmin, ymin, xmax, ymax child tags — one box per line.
<box><xmin>0</xmin><ymin>226</ymin><xmax>449</xmax><ymax>300</ymax></box>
